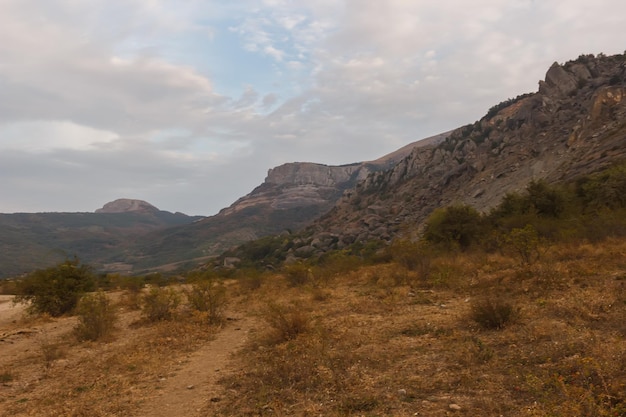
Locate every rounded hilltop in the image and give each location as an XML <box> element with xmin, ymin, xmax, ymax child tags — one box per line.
<box><xmin>95</xmin><ymin>198</ymin><xmax>159</xmax><ymax>214</ymax></box>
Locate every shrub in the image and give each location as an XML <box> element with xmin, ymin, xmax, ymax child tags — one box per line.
<box><xmin>38</xmin><ymin>331</ymin><xmax>66</xmax><ymax>369</ymax></box>
<box><xmin>13</xmin><ymin>258</ymin><xmax>95</xmax><ymax>317</ymax></box>
<box><xmin>184</xmin><ymin>276</ymin><xmax>227</xmax><ymax>325</ymax></box>
<box><xmin>236</xmin><ymin>268</ymin><xmax>264</xmax><ymax>291</ymax></box>
<box><xmin>471</xmin><ymin>297</ymin><xmax>515</xmax><ymax>330</ymax></box>
<box><xmin>74</xmin><ymin>291</ymin><xmax>117</xmax><ymax>341</ymax></box>
<box><xmin>389</xmin><ymin>239</ymin><xmax>433</xmax><ymax>281</ymax></box>
<box><xmin>282</xmin><ymin>262</ymin><xmax>313</xmax><ymax>287</ymax></box>
<box><xmin>141</xmin><ymin>287</ymin><xmax>181</xmax><ymax>322</ymax></box>
<box><xmin>424</xmin><ymin>204</ymin><xmax>484</xmax><ymax>250</ymax></box>
<box><xmin>263</xmin><ymin>302</ymin><xmax>310</xmax><ymax>344</ymax></box>
<box><xmin>506</xmin><ymin>224</ymin><xmax>541</xmax><ymax>265</ymax></box>
<box><xmin>119</xmin><ymin>276</ymin><xmax>145</xmax><ymax>310</ymax></box>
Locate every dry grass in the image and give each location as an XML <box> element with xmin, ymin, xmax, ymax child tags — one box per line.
<box><xmin>2</xmin><ymin>238</ymin><xmax>626</xmax><ymax>416</ymax></box>
<box><xmin>211</xmin><ymin>238</ymin><xmax>626</xmax><ymax>416</ymax></box>
<box><xmin>0</xmin><ymin>291</ymin><xmax>221</xmax><ymax>417</ymax></box>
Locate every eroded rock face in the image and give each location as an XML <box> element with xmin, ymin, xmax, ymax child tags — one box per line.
<box><xmin>95</xmin><ymin>199</ymin><xmax>158</xmax><ymax>214</ymax></box>
<box><xmin>296</xmin><ymin>53</ymin><xmax>626</xmax><ymax>254</ymax></box>
<box><xmin>218</xmin><ymin>134</ymin><xmax>447</xmax><ymax>217</ymax></box>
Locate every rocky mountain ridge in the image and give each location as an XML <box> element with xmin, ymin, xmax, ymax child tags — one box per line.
<box><xmin>284</xmin><ymin>53</ymin><xmax>626</xmax><ymax>255</ymax></box>
<box><xmin>112</xmin><ymin>133</ymin><xmax>449</xmax><ymax>273</ymax></box>
<box><xmin>219</xmin><ymin>131</ymin><xmax>449</xmax><ymax>216</ymax></box>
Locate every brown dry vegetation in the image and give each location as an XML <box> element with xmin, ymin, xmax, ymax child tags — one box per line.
<box><xmin>2</xmin><ymin>238</ymin><xmax>626</xmax><ymax>416</ymax></box>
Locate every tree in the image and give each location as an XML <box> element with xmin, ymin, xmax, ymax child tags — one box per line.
<box><xmin>14</xmin><ymin>258</ymin><xmax>95</xmax><ymax>317</ymax></box>
<box><xmin>423</xmin><ymin>204</ymin><xmax>484</xmax><ymax>250</ymax></box>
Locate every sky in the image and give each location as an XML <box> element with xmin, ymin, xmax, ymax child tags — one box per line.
<box><xmin>1</xmin><ymin>0</ymin><xmax>625</xmax><ymax>216</ymax></box>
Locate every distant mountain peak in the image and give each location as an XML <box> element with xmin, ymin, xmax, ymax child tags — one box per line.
<box><xmin>95</xmin><ymin>199</ymin><xmax>158</xmax><ymax>214</ymax></box>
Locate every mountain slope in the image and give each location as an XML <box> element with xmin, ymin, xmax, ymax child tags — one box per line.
<box><xmin>115</xmin><ymin>134</ymin><xmax>448</xmax><ymax>273</ymax></box>
<box><xmin>285</xmin><ymin>53</ymin><xmax>626</xmax><ymax>255</ymax></box>
<box><xmin>0</xmin><ymin>201</ymin><xmax>203</xmax><ymax>278</ymax></box>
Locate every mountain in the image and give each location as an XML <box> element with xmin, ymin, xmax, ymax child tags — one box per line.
<box><xmin>95</xmin><ymin>199</ymin><xmax>159</xmax><ymax>214</ymax></box>
<box><xmin>0</xmin><ymin>200</ymin><xmax>203</xmax><ymax>278</ymax></box>
<box><xmin>5</xmin><ymin>53</ymin><xmax>625</xmax><ymax>276</ymax></box>
<box><xmin>111</xmin><ymin>133</ymin><xmax>449</xmax><ymax>273</ymax></box>
<box><xmin>234</xmin><ymin>52</ymin><xmax>626</xmax><ymax>260</ymax></box>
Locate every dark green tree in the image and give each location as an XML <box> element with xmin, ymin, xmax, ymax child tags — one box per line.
<box><xmin>14</xmin><ymin>258</ymin><xmax>95</xmax><ymax>317</ymax></box>
<box><xmin>423</xmin><ymin>204</ymin><xmax>484</xmax><ymax>250</ymax></box>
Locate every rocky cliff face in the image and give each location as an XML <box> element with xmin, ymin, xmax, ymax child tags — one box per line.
<box><xmin>218</xmin><ymin>162</ymin><xmax>370</xmax><ymax>215</ymax></box>
<box><xmin>218</xmin><ymin>133</ymin><xmax>446</xmax><ymax>216</ymax></box>
<box><xmin>291</xmin><ymin>53</ymin><xmax>626</xmax><ymax>253</ymax></box>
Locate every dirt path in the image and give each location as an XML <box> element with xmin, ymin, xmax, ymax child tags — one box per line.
<box><xmin>135</xmin><ymin>315</ymin><xmax>256</xmax><ymax>417</ymax></box>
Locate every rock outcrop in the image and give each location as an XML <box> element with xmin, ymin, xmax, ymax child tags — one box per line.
<box><xmin>218</xmin><ymin>133</ymin><xmax>448</xmax><ymax>216</ymax></box>
<box><xmin>284</xmin><ymin>53</ymin><xmax>626</xmax><ymax>256</ymax></box>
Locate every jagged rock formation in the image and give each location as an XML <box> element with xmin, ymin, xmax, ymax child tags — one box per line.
<box><xmin>290</xmin><ymin>53</ymin><xmax>626</xmax><ymax>254</ymax></box>
<box><xmin>95</xmin><ymin>199</ymin><xmax>158</xmax><ymax>214</ymax></box>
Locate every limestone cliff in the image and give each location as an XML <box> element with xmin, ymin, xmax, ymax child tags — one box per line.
<box><xmin>218</xmin><ymin>133</ymin><xmax>446</xmax><ymax>216</ymax></box>
<box><xmin>288</xmin><ymin>53</ymin><xmax>626</xmax><ymax>253</ymax></box>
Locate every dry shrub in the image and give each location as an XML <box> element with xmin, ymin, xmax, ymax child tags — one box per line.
<box><xmin>470</xmin><ymin>297</ymin><xmax>516</xmax><ymax>329</ymax></box>
<box><xmin>236</xmin><ymin>269</ymin><xmax>264</xmax><ymax>292</ymax></box>
<box><xmin>141</xmin><ymin>286</ymin><xmax>180</xmax><ymax>322</ymax></box>
<box><xmin>263</xmin><ymin>302</ymin><xmax>310</xmax><ymax>344</ymax></box>
<box><xmin>118</xmin><ymin>276</ymin><xmax>145</xmax><ymax>310</ymax></box>
<box><xmin>389</xmin><ymin>239</ymin><xmax>433</xmax><ymax>281</ymax></box>
<box><xmin>38</xmin><ymin>331</ymin><xmax>66</xmax><ymax>370</ymax></box>
<box><xmin>282</xmin><ymin>262</ymin><xmax>312</xmax><ymax>287</ymax></box>
<box><xmin>74</xmin><ymin>291</ymin><xmax>117</xmax><ymax>341</ymax></box>
<box><xmin>184</xmin><ymin>278</ymin><xmax>227</xmax><ymax>325</ymax></box>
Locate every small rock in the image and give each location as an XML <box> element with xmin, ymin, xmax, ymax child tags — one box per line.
<box><xmin>210</xmin><ymin>397</ymin><xmax>221</xmax><ymax>402</ymax></box>
<box><xmin>186</xmin><ymin>385</ymin><xmax>195</xmax><ymax>390</ymax></box>
<box><xmin>398</xmin><ymin>388</ymin><xmax>407</xmax><ymax>396</ymax></box>
<box><xmin>449</xmin><ymin>403</ymin><xmax>462</xmax><ymax>411</ymax></box>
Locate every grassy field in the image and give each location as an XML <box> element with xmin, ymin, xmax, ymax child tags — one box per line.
<box><xmin>1</xmin><ymin>237</ymin><xmax>626</xmax><ymax>416</ymax></box>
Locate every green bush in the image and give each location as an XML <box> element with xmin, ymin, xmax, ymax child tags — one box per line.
<box><xmin>74</xmin><ymin>291</ymin><xmax>117</xmax><ymax>341</ymax></box>
<box><xmin>423</xmin><ymin>204</ymin><xmax>484</xmax><ymax>250</ymax></box>
<box><xmin>13</xmin><ymin>258</ymin><xmax>95</xmax><ymax>317</ymax></box>
<box><xmin>576</xmin><ymin>163</ymin><xmax>626</xmax><ymax>211</ymax></box>
<box><xmin>141</xmin><ymin>287</ymin><xmax>181</xmax><ymax>322</ymax></box>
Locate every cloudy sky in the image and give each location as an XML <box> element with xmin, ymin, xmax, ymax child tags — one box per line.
<box><xmin>1</xmin><ymin>0</ymin><xmax>624</xmax><ymax>215</ymax></box>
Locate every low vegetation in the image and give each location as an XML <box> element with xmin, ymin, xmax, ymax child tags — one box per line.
<box><xmin>73</xmin><ymin>291</ymin><xmax>117</xmax><ymax>342</ymax></box>
<box><xmin>2</xmin><ymin>162</ymin><xmax>626</xmax><ymax>416</ymax></box>
<box><xmin>12</xmin><ymin>258</ymin><xmax>95</xmax><ymax>317</ymax></box>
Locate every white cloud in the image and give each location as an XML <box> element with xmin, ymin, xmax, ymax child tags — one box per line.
<box><xmin>0</xmin><ymin>121</ymin><xmax>119</xmax><ymax>152</ymax></box>
<box><xmin>1</xmin><ymin>0</ymin><xmax>626</xmax><ymax>215</ymax></box>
